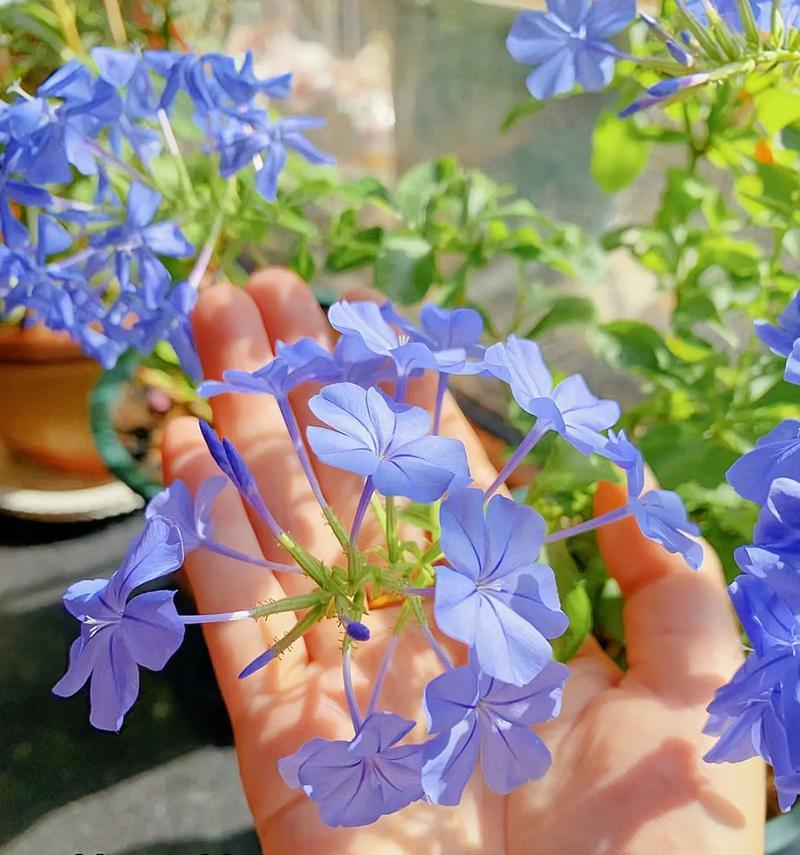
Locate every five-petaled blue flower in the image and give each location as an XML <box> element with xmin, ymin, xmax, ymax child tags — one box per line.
<box><xmin>199</xmin><ymin>339</ymin><xmax>339</xmax><ymax>400</ymax></box>
<box><xmin>435</xmin><ymin>488</ymin><xmax>568</xmax><ymax>686</ymax></box>
<box><xmin>753</xmin><ymin>478</ymin><xmax>800</xmax><ymax>560</ymax></box>
<box><xmin>327</xmin><ymin>300</ymin><xmax>437</xmax><ymax>380</ymax></box>
<box><xmin>629</xmin><ymin>489</ymin><xmax>704</xmax><ymax>570</ymax></box>
<box><xmin>727</xmin><ymin>420</ymin><xmax>800</xmax><ymax>506</ymax></box>
<box><xmin>90</xmin><ymin>181</ymin><xmax>194</xmax><ymax>307</ymax></box>
<box><xmin>507</xmin><ymin>0</ymin><xmax>636</xmax><ymax>100</ymax></box>
<box><xmin>755</xmin><ymin>291</ymin><xmax>800</xmax><ymax>386</ymax></box>
<box><xmin>704</xmin><ymin>575</ymin><xmax>800</xmax><ymax>812</ymax></box>
<box><xmin>422</xmin><ymin>658</ymin><xmax>567</xmax><ymax>805</ymax></box>
<box><xmin>485</xmin><ymin>335</ymin><xmax>620</xmax><ymax>455</ymax></box>
<box><xmin>52</xmin><ymin>516</ymin><xmax>185</xmax><ymax>731</ymax></box>
<box><xmin>145</xmin><ymin>476</ymin><xmax>227</xmax><ymax>553</ymax></box>
<box><xmin>600</xmin><ymin>428</ymin><xmax>645</xmax><ymax>498</ymax></box>
<box><xmin>307</xmin><ymin>383</ymin><xmax>471</xmax><ymax>502</ymax></box>
<box><xmin>381</xmin><ymin>302</ymin><xmax>486</xmax><ymax>375</ymax></box>
<box><xmin>217</xmin><ymin>110</ymin><xmax>334</xmax><ymax>201</ymax></box>
<box><xmin>278</xmin><ymin>711</ymin><xmax>425</xmax><ymax>827</ymax></box>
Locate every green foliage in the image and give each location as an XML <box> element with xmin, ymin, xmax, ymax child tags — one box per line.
<box><xmin>591</xmin><ymin>110</ymin><xmax>652</xmax><ymax>193</ymax></box>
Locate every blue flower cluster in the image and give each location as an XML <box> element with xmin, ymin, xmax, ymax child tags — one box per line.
<box><xmin>54</xmin><ymin>297</ymin><xmax>703</xmax><ymax>827</ymax></box>
<box><xmin>704</xmin><ymin>290</ymin><xmax>800</xmax><ymax>811</ymax></box>
<box><xmin>0</xmin><ymin>49</ymin><xmax>331</xmax><ymax>373</ymax></box>
<box><xmin>506</xmin><ymin>0</ymin><xmax>800</xmax><ymax>116</ymax></box>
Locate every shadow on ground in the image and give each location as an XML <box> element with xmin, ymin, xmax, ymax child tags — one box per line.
<box><xmin>0</xmin><ymin>513</ymin><xmax>238</xmax><ymax>847</ymax></box>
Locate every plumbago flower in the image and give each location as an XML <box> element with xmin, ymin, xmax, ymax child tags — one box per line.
<box><xmin>55</xmin><ymin>296</ymin><xmax>706</xmax><ymax>826</ymax></box>
<box><xmin>0</xmin><ymin>48</ymin><xmax>330</xmax><ymax>373</ymax></box>
<box><xmin>704</xmin><ymin>301</ymin><xmax>800</xmax><ymax>810</ymax></box>
<box><xmin>755</xmin><ymin>291</ymin><xmax>800</xmax><ymax>386</ymax></box>
<box><xmin>507</xmin><ymin>0</ymin><xmax>800</xmax><ymax>116</ymax></box>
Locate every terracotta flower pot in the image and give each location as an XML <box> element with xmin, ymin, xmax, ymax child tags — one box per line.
<box><xmin>0</xmin><ymin>325</ymin><xmax>110</xmax><ymax>478</ymax></box>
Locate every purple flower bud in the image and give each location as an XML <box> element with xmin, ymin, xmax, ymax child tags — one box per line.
<box><xmin>239</xmin><ymin>647</ymin><xmax>277</xmax><ymax>679</ymax></box>
<box><xmin>346</xmin><ymin>621</ymin><xmax>371</xmax><ymax>642</ymax></box>
<box><xmin>648</xmin><ymin>72</ymin><xmax>710</xmax><ymax>98</ymax></box>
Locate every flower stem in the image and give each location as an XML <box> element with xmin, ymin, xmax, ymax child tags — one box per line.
<box><xmin>180</xmin><ymin>608</ymin><xmax>254</xmax><ymax>625</ymax></box>
<box><xmin>433</xmin><ymin>374</ymin><xmax>448</xmax><ymax>436</ymax></box>
<box><xmin>486</xmin><ymin>420</ymin><xmax>549</xmax><ymax>498</ymax></box>
<box><xmin>386</xmin><ymin>496</ymin><xmax>399</xmax><ymax>564</ymax></box>
<box><xmin>366</xmin><ymin>635</ymin><xmax>398</xmax><ymax>718</ymax></box>
<box><xmin>157</xmin><ymin>108</ymin><xmax>197</xmax><ymax>205</ymax></box>
<box><xmin>202</xmin><ymin>540</ymin><xmax>300</xmax><ymax>573</ymax></box>
<box><xmin>86</xmin><ymin>140</ymin><xmax>152</xmax><ymax>184</ymax></box>
<box><xmin>343</xmin><ymin>646</ymin><xmax>362</xmax><ymax>731</ymax></box>
<box><xmin>422</xmin><ymin>622</ymin><xmax>452</xmax><ymax>671</ymax></box>
<box><xmin>187</xmin><ymin>179</ymin><xmax>235</xmax><ymax>290</ymax></box>
<box><xmin>351</xmin><ymin>477</ymin><xmax>375</xmax><ymax>547</ymax></box>
<box><xmin>395</xmin><ymin>372</ymin><xmax>409</xmax><ymax>403</ymax></box>
<box><xmin>102</xmin><ymin>0</ymin><xmax>127</xmax><ymax>45</ymax></box>
<box><xmin>544</xmin><ymin>505</ymin><xmax>632</xmax><ymax>544</ymax></box>
<box><xmin>278</xmin><ymin>398</ymin><xmax>327</xmax><ymax>510</ymax></box>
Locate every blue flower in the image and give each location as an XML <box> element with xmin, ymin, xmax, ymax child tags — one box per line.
<box><xmin>381</xmin><ymin>302</ymin><xmax>486</xmax><ymax>375</ymax></box>
<box><xmin>199</xmin><ymin>420</ymin><xmax>278</xmax><ymax>530</ymax></box>
<box><xmin>507</xmin><ymin>0</ymin><xmax>636</xmax><ymax>100</ymax></box>
<box><xmin>629</xmin><ymin>489</ymin><xmax>703</xmax><ymax>570</ymax></box>
<box><xmin>421</xmin><ymin>659</ymin><xmax>567</xmax><ymax>805</ymax></box>
<box><xmin>278</xmin><ymin>712</ymin><xmax>424</xmax><ymax>827</ymax></box>
<box><xmin>145</xmin><ymin>476</ymin><xmax>226</xmax><ymax>552</ymax></box>
<box><xmin>217</xmin><ymin>110</ymin><xmax>334</xmax><ymax>201</ymax></box>
<box><xmin>90</xmin><ymin>181</ymin><xmax>194</xmax><ymax>307</ymax></box>
<box><xmin>753</xmin><ymin>478</ymin><xmax>800</xmax><ymax>560</ymax></box>
<box><xmin>0</xmin><ymin>146</ymin><xmax>50</xmax><ymax>249</ymax></box>
<box><xmin>327</xmin><ymin>300</ymin><xmax>437</xmax><ymax>380</ymax></box>
<box><xmin>755</xmin><ymin>291</ymin><xmax>800</xmax><ymax>385</ymax></box>
<box><xmin>307</xmin><ymin>383</ymin><xmax>471</xmax><ymax>502</ymax></box>
<box><xmin>199</xmin><ymin>338</ymin><xmax>338</xmax><ymax>399</ymax></box>
<box><xmin>484</xmin><ymin>335</ymin><xmax>620</xmax><ymax>454</ymax></box>
<box><xmin>620</xmin><ymin>73</ymin><xmax>711</xmax><ymax>117</ymax></box>
<box><xmin>704</xmin><ymin>575</ymin><xmax>800</xmax><ymax>812</ymax></box>
<box><xmin>435</xmin><ymin>488</ymin><xmax>568</xmax><ymax>686</ymax></box>
<box><xmin>204</xmin><ymin>51</ymin><xmax>292</xmax><ymax>103</ymax></box>
<box><xmin>92</xmin><ymin>47</ymin><xmax>161</xmax><ymax>117</ymax></box>
<box><xmin>17</xmin><ymin>65</ymin><xmax>123</xmax><ymax>183</ymax></box>
<box><xmin>52</xmin><ymin>516</ymin><xmax>185</xmax><ymax>731</ymax></box>
<box><xmin>735</xmin><ymin>545</ymin><xmax>800</xmax><ymax>610</ymax></box>
<box><xmin>600</xmin><ymin>428</ymin><xmax>645</xmax><ymax>498</ymax></box>
<box><xmin>727</xmin><ymin>420</ymin><xmax>800</xmax><ymax>506</ymax></box>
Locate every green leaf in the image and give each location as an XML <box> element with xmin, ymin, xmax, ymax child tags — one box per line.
<box><xmin>754</xmin><ymin>89</ymin><xmax>800</xmax><ymax>135</ymax></box>
<box><xmin>500</xmin><ymin>98</ymin><xmax>546</xmax><ymax>132</ymax></box>
<box><xmin>590</xmin><ymin>320</ymin><xmax>673</xmax><ymax>375</ymax></box>
<box><xmin>552</xmin><ymin>580</ymin><xmax>593</xmax><ymax>663</ymax></box>
<box><xmin>374</xmin><ymin>234</ymin><xmax>436</xmax><ymax>304</ymax></box>
<box><xmin>526</xmin><ymin>296</ymin><xmax>597</xmax><ymax>338</ymax></box>
<box><xmin>291</xmin><ymin>242</ymin><xmax>315</xmax><ymax>282</ymax></box>
<box><xmin>395</xmin><ymin>162</ymin><xmax>438</xmax><ymax>226</ymax></box>
<box><xmin>591</xmin><ymin>111</ymin><xmax>652</xmax><ymax>194</ymax></box>
<box><xmin>596</xmin><ymin>578</ymin><xmax>625</xmax><ymax>645</ymax></box>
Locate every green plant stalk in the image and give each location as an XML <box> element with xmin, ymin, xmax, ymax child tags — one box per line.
<box><xmin>386</xmin><ymin>496</ymin><xmax>399</xmax><ymax>564</ymax></box>
<box><xmin>251</xmin><ymin>590</ymin><xmax>331</xmax><ymax>621</ymax></box>
<box><xmin>278</xmin><ymin>532</ymin><xmax>329</xmax><ymax>588</ymax></box>
<box><xmin>266</xmin><ymin>605</ymin><xmax>327</xmax><ymax>660</ymax></box>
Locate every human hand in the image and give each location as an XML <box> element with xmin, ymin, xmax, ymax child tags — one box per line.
<box><xmin>162</xmin><ymin>268</ymin><xmax>765</xmax><ymax>854</ymax></box>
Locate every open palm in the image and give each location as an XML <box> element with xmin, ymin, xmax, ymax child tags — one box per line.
<box><xmin>162</xmin><ymin>269</ymin><xmax>765</xmax><ymax>854</ymax></box>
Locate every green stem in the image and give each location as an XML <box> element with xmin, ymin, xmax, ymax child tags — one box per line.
<box><xmin>386</xmin><ymin>496</ymin><xmax>399</xmax><ymax>564</ymax></box>
<box><xmin>251</xmin><ymin>590</ymin><xmax>331</xmax><ymax>620</ymax></box>
<box><xmin>269</xmin><ymin>605</ymin><xmax>326</xmax><ymax>659</ymax></box>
